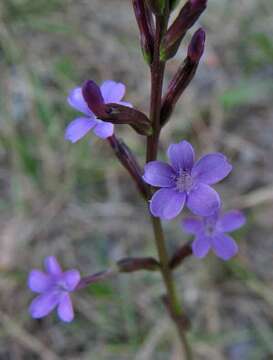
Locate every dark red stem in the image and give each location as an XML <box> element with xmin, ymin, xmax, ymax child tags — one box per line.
<box><xmin>107</xmin><ymin>135</ymin><xmax>148</xmax><ymax>199</ymax></box>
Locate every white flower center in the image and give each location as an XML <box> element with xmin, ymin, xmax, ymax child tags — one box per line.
<box><xmin>56</xmin><ymin>280</ymin><xmax>69</xmax><ymax>292</ymax></box>
<box><xmin>175</xmin><ymin>169</ymin><xmax>193</xmax><ymax>192</ymax></box>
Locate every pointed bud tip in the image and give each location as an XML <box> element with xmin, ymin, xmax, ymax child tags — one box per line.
<box><xmin>187</xmin><ymin>28</ymin><xmax>206</xmax><ymax>62</ymax></box>
<box><xmin>190</xmin><ymin>0</ymin><xmax>208</xmax><ymax>9</ymax></box>
<box><xmin>82</xmin><ymin>79</ymin><xmax>104</xmax><ymax>114</ymax></box>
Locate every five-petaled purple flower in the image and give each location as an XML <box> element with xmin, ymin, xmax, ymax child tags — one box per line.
<box><xmin>65</xmin><ymin>80</ymin><xmax>131</xmax><ymax>143</ymax></box>
<box><xmin>182</xmin><ymin>209</ymin><xmax>246</xmax><ymax>260</ymax></box>
<box><xmin>28</xmin><ymin>256</ymin><xmax>80</xmax><ymax>322</ymax></box>
<box><xmin>143</xmin><ymin>140</ymin><xmax>232</xmax><ymax>219</ymax></box>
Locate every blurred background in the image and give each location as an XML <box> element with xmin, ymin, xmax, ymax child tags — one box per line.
<box><xmin>0</xmin><ymin>0</ymin><xmax>273</xmax><ymax>359</ymax></box>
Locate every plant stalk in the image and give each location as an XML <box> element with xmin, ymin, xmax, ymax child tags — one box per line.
<box><xmin>146</xmin><ymin>13</ymin><xmax>193</xmax><ymax>360</ymax></box>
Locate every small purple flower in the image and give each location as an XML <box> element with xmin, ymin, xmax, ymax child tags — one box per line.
<box><xmin>28</xmin><ymin>256</ymin><xmax>80</xmax><ymax>322</ymax></box>
<box><xmin>143</xmin><ymin>140</ymin><xmax>232</xmax><ymax>219</ymax></box>
<box><xmin>182</xmin><ymin>209</ymin><xmax>246</xmax><ymax>260</ymax></box>
<box><xmin>65</xmin><ymin>80</ymin><xmax>131</xmax><ymax>143</ymax></box>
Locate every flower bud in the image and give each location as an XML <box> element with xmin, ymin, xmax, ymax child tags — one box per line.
<box><xmin>187</xmin><ymin>27</ymin><xmax>205</xmax><ymax>62</ymax></box>
<box><xmin>160</xmin><ymin>0</ymin><xmax>207</xmax><ymax>60</ymax></box>
<box><xmin>133</xmin><ymin>0</ymin><xmax>155</xmax><ymax>64</ymax></box>
<box><xmin>82</xmin><ymin>80</ymin><xmax>152</xmax><ymax>136</ymax></box>
<box><xmin>117</xmin><ymin>257</ymin><xmax>160</xmax><ymax>272</ymax></box>
<box><xmin>104</xmin><ymin>103</ymin><xmax>153</xmax><ymax>136</ymax></box>
<box><xmin>81</xmin><ymin>80</ymin><xmax>105</xmax><ymax>114</ymax></box>
<box><xmin>145</xmin><ymin>0</ymin><xmax>166</xmax><ymax>15</ymax></box>
<box><xmin>160</xmin><ymin>60</ymin><xmax>198</xmax><ymax>125</ymax></box>
<box><xmin>108</xmin><ymin>136</ymin><xmax>148</xmax><ymax>198</ymax></box>
<box><xmin>160</xmin><ymin>29</ymin><xmax>206</xmax><ymax>126</ymax></box>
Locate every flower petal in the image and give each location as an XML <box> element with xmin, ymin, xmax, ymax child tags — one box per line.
<box><xmin>167</xmin><ymin>140</ymin><xmax>195</xmax><ymax>171</ymax></box>
<box><xmin>100</xmin><ymin>80</ymin><xmax>126</xmax><ymax>103</ymax></box>
<box><xmin>192</xmin><ymin>235</ymin><xmax>211</xmax><ymax>258</ymax></box>
<box><xmin>57</xmin><ymin>294</ymin><xmax>74</xmax><ymax>322</ymax></box>
<box><xmin>150</xmin><ymin>188</ymin><xmax>186</xmax><ymax>220</ymax></box>
<box><xmin>44</xmin><ymin>256</ymin><xmax>62</xmax><ymax>276</ymax></box>
<box><xmin>29</xmin><ymin>291</ymin><xmax>60</xmax><ymax>319</ymax></box>
<box><xmin>192</xmin><ymin>153</ymin><xmax>232</xmax><ymax>185</ymax></box>
<box><xmin>218</xmin><ymin>210</ymin><xmax>246</xmax><ymax>232</ymax></box>
<box><xmin>143</xmin><ymin>161</ymin><xmax>175</xmax><ymax>187</ymax></box>
<box><xmin>28</xmin><ymin>270</ymin><xmax>52</xmax><ymax>293</ymax></box>
<box><xmin>63</xmin><ymin>270</ymin><xmax>81</xmax><ymax>291</ymax></box>
<box><xmin>181</xmin><ymin>217</ymin><xmax>203</xmax><ymax>234</ymax></box>
<box><xmin>93</xmin><ymin>121</ymin><xmax>114</xmax><ymax>139</ymax></box>
<box><xmin>212</xmin><ymin>234</ymin><xmax>238</xmax><ymax>260</ymax></box>
<box><xmin>65</xmin><ymin>117</ymin><xmax>96</xmax><ymax>143</ymax></box>
<box><xmin>67</xmin><ymin>87</ymin><xmax>93</xmax><ymax>116</ymax></box>
<box><xmin>187</xmin><ymin>183</ymin><xmax>220</xmax><ymax>216</ymax></box>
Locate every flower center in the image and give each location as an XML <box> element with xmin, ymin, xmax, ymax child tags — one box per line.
<box><xmin>56</xmin><ymin>280</ymin><xmax>69</xmax><ymax>292</ymax></box>
<box><xmin>204</xmin><ymin>217</ymin><xmax>217</xmax><ymax>236</ymax></box>
<box><xmin>175</xmin><ymin>169</ymin><xmax>193</xmax><ymax>192</ymax></box>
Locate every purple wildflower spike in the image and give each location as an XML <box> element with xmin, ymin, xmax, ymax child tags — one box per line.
<box><xmin>143</xmin><ymin>140</ymin><xmax>232</xmax><ymax>219</ymax></box>
<box><xmin>65</xmin><ymin>80</ymin><xmax>131</xmax><ymax>143</ymax></box>
<box><xmin>28</xmin><ymin>256</ymin><xmax>80</xmax><ymax>322</ymax></box>
<box><xmin>182</xmin><ymin>209</ymin><xmax>246</xmax><ymax>260</ymax></box>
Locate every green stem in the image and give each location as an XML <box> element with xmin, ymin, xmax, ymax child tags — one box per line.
<box><xmin>146</xmin><ymin>14</ymin><xmax>193</xmax><ymax>360</ymax></box>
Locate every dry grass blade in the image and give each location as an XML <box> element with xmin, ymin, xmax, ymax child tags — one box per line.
<box><xmin>134</xmin><ymin>318</ymin><xmax>171</xmax><ymax>360</ymax></box>
<box><xmin>0</xmin><ymin>311</ymin><xmax>61</xmax><ymax>360</ymax></box>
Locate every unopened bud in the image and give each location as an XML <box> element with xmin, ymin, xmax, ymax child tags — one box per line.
<box><xmin>117</xmin><ymin>257</ymin><xmax>160</xmax><ymax>272</ymax></box>
<box><xmin>133</xmin><ymin>0</ymin><xmax>155</xmax><ymax>64</ymax></box>
<box><xmin>160</xmin><ymin>0</ymin><xmax>207</xmax><ymax>60</ymax></box>
<box><xmin>82</xmin><ymin>80</ymin><xmax>105</xmax><ymax>114</ymax></box>
<box><xmin>104</xmin><ymin>103</ymin><xmax>153</xmax><ymax>136</ymax></box>
<box><xmin>160</xmin><ymin>30</ymin><xmax>205</xmax><ymax>126</ymax></box>
<box><xmin>187</xmin><ymin>28</ymin><xmax>205</xmax><ymax>62</ymax></box>
<box><xmin>108</xmin><ymin>136</ymin><xmax>148</xmax><ymax>198</ymax></box>
<box><xmin>82</xmin><ymin>80</ymin><xmax>152</xmax><ymax>136</ymax></box>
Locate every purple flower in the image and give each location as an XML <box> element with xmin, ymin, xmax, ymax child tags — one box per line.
<box><xmin>143</xmin><ymin>140</ymin><xmax>232</xmax><ymax>219</ymax></box>
<box><xmin>28</xmin><ymin>256</ymin><xmax>80</xmax><ymax>322</ymax></box>
<box><xmin>182</xmin><ymin>209</ymin><xmax>246</xmax><ymax>260</ymax></box>
<box><xmin>65</xmin><ymin>80</ymin><xmax>131</xmax><ymax>143</ymax></box>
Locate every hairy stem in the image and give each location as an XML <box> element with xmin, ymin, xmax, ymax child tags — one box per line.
<box><xmin>146</xmin><ymin>14</ymin><xmax>192</xmax><ymax>360</ymax></box>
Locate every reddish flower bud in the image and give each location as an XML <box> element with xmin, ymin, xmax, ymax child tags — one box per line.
<box><xmin>108</xmin><ymin>135</ymin><xmax>148</xmax><ymax>198</ymax></box>
<box><xmin>82</xmin><ymin>80</ymin><xmax>105</xmax><ymax>114</ymax></box>
<box><xmin>187</xmin><ymin>28</ymin><xmax>206</xmax><ymax>62</ymax></box>
<box><xmin>117</xmin><ymin>257</ymin><xmax>160</xmax><ymax>272</ymax></box>
<box><xmin>133</xmin><ymin>0</ymin><xmax>155</xmax><ymax>64</ymax></box>
<box><xmin>160</xmin><ymin>0</ymin><xmax>207</xmax><ymax>60</ymax></box>
<box><xmin>160</xmin><ymin>28</ymin><xmax>206</xmax><ymax>125</ymax></box>
<box><xmin>104</xmin><ymin>103</ymin><xmax>153</xmax><ymax>136</ymax></box>
<box><xmin>82</xmin><ymin>80</ymin><xmax>152</xmax><ymax>136</ymax></box>
<box><xmin>160</xmin><ymin>60</ymin><xmax>198</xmax><ymax>125</ymax></box>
